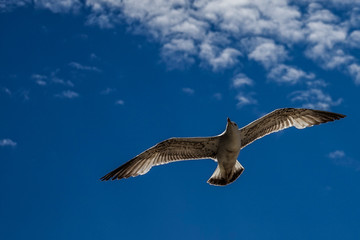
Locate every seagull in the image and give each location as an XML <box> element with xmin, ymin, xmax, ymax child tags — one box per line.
<box><xmin>101</xmin><ymin>108</ymin><xmax>345</xmax><ymax>186</ymax></box>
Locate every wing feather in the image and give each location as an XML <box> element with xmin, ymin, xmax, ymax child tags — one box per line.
<box><xmin>101</xmin><ymin>137</ymin><xmax>219</xmax><ymax>181</ymax></box>
<box><xmin>240</xmin><ymin>108</ymin><xmax>346</xmax><ymax>149</ymax></box>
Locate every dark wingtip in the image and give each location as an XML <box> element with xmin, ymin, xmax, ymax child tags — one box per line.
<box><xmin>100</xmin><ymin>173</ymin><xmax>113</xmax><ymax>181</ymax></box>
<box><xmin>99</xmin><ymin>176</ymin><xmax>107</xmax><ymax>181</ymax></box>
<box><xmin>331</xmin><ymin>112</ymin><xmax>346</xmax><ymax>120</ymax></box>
<box><xmin>316</xmin><ymin>109</ymin><xmax>346</xmax><ymax>121</ymax></box>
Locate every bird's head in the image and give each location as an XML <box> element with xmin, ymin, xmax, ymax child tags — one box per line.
<box><xmin>226</xmin><ymin>117</ymin><xmax>239</xmax><ymax>132</ymax></box>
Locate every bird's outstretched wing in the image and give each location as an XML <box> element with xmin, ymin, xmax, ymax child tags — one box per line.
<box><xmin>239</xmin><ymin>108</ymin><xmax>346</xmax><ymax>149</ymax></box>
<box><xmin>101</xmin><ymin>137</ymin><xmax>219</xmax><ymax>181</ymax></box>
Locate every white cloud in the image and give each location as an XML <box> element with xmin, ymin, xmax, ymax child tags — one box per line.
<box><xmin>0</xmin><ymin>138</ymin><xmax>17</xmax><ymax>147</ymax></box>
<box><xmin>306</xmin><ymin>5</ymin><xmax>339</xmax><ymax>23</ymax></box>
<box><xmin>115</xmin><ymin>99</ymin><xmax>125</xmax><ymax>105</ymax></box>
<box><xmin>69</xmin><ymin>62</ymin><xmax>101</xmax><ymax>72</ymax></box>
<box><xmin>32</xmin><ymin>71</ymin><xmax>75</xmax><ymax>87</ymax></box>
<box><xmin>36</xmin><ymin>80</ymin><xmax>47</xmax><ymax>86</ymax></box>
<box><xmin>290</xmin><ymin>88</ymin><xmax>342</xmax><ymax>110</ymax></box>
<box><xmin>232</xmin><ymin>73</ymin><xmax>253</xmax><ymax>88</ymax></box>
<box><xmin>0</xmin><ymin>0</ymin><xmax>30</xmax><ymax>12</ymax></box>
<box><xmin>52</xmin><ymin>77</ymin><xmax>74</xmax><ymax>87</ymax></box>
<box><xmin>86</xmin><ymin>12</ymin><xmax>116</xmax><ymax>29</ymax></box>
<box><xmin>304</xmin><ymin>8</ymin><xmax>351</xmax><ymax>69</ymax></box>
<box><xmin>162</xmin><ymin>38</ymin><xmax>197</xmax><ymax>66</ymax></box>
<box><xmin>55</xmin><ymin>90</ymin><xmax>79</xmax><ymax>99</ymax></box>
<box><xmin>197</xmin><ymin>0</ymin><xmax>304</xmax><ymax>42</ymax></box>
<box><xmin>268</xmin><ymin>64</ymin><xmax>315</xmax><ymax>84</ymax></box>
<box><xmin>163</xmin><ymin>38</ymin><xmax>195</xmax><ymax>53</ymax></box>
<box><xmin>34</xmin><ymin>0</ymin><xmax>82</xmax><ymax>13</ymax></box>
<box><xmin>329</xmin><ymin>150</ymin><xmax>360</xmax><ymax>171</ymax></box>
<box><xmin>348</xmin><ymin>30</ymin><xmax>360</xmax><ymax>48</ymax></box>
<box><xmin>182</xmin><ymin>87</ymin><xmax>195</xmax><ymax>95</ymax></box>
<box><xmin>32</xmin><ymin>74</ymin><xmax>48</xmax><ymax>86</ymax></box>
<box><xmin>199</xmin><ymin>39</ymin><xmax>241</xmax><ymax>70</ymax></box>
<box><xmin>31</xmin><ymin>74</ymin><xmax>47</xmax><ymax>80</ymax></box>
<box><xmin>349</xmin><ymin>7</ymin><xmax>360</xmax><ymax>27</ymax></box>
<box><xmin>235</xmin><ymin>92</ymin><xmax>257</xmax><ymax>108</ymax></box>
<box><xmin>306</xmin><ymin>79</ymin><xmax>328</xmax><ymax>88</ymax></box>
<box><xmin>2</xmin><ymin>87</ymin><xmax>12</xmax><ymax>95</ymax></box>
<box><xmin>328</xmin><ymin>150</ymin><xmax>345</xmax><ymax>159</ymax></box>
<box><xmin>248</xmin><ymin>40</ymin><xmax>288</xmax><ymax>68</ymax></box>
<box><xmin>348</xmin><ymin>63</ymin><xmax>360</xmax><ymax>85</ymax></box>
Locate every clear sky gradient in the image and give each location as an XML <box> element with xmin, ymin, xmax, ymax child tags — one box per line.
<box><xmin>1</xmin><ymin>1</ymin><xmax>359</xmax><ymax>239</ymax></box>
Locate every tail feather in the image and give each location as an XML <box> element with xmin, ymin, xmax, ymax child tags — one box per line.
<box><xmin>207</xmin><ymin>160</ymin><xmax>244</xmax><ymax>186</ymax></box>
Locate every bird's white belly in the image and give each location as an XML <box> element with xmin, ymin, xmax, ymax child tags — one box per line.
<box><xmin>217</xmin><ymin>148</ymin><xmax>240</xmax><ymax>170</ymax></box>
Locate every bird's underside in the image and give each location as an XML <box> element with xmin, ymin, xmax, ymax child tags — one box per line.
<box><xmin>101</xmin><ymin>108</ymin><xmax>346</xmax><ymax>186</ymax></box>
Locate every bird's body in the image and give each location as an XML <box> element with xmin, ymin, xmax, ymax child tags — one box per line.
<box><xmin>208</xmin><ymin>118</ymin><xmax>243</xmax><ymax>185</ymax></box>
<box><xmin>101</xmin><ymin>108</ymin><xmax>346</xmax><ymax>186</ymax></box>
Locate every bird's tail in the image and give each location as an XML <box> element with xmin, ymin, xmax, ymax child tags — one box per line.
<box><xmin>207</xmin><ymin>160</ymin><xmax>244</xmax><ymax>186</ymax></box>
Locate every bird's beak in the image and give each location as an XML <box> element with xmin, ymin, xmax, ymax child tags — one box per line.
<box><xmin>227</xmin><ymin>117</ymin><xmax>231</xmax><ymax>123</ymax></box>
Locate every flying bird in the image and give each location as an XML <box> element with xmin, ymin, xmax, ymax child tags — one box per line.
<box><xmin>101</xmin><ymin>108</ymin><xmax>345</xmax><ymax>186</ymax></box>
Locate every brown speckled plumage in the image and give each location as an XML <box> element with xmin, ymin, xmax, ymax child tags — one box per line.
<box><xmin>240</xmin><ymin>108</ymin><xmax>345</xmax><ymax>149</ymax></box>
<box><xmin>100</xmin><ymin>137</ymin><xmax>219</xmax><ymax>181</ymax></box>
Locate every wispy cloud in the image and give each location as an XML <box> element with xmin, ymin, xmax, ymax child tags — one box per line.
<box><xmin>35</xmin><ymin>80</ymin><xmax>47</xmax><ymax>86</ymax></box>
<box><xmin>235</xmin><ymin>92</ymin><xmax>257</xmax><ymax>108</ymax></box>
<box><xmin>268</xmin><ymin>64</ymin><xmax>315</xmax><ymax>85</ymax></box>
<box><xmin>232</xmin><ymin>74</ymin><xmax>254</xmax><ymax>88</ymax></box>
<box><xmin>347</xmin><ymin>30</ymin><xmax>360</xmax><ymax>48</ymax></box>
<box><xmin>32</xmin><ymin>74</ymin><xmax>47</xmax><ymax>86</ymax></box>
<box><xmin>2</xmin><ymin>87</ymin><xmax>11</xmax><ymax>96</ymax></box>
<box><xmin>304</xmin><ymin>5</ymin><xmax>351</xmax><ymax>69</ymax></box>
<box><xmin>0</xmin><ymin>138</ymin><xmax>17</xmax><ymax>147</ymax></box>
<box><xmin>306</xmin><ymin>79</ymin><xmax>328</xmax><ymax>88</ymax></box>
<box><xmin>162</xmin><ymin>38</ymin><xmax>197</xmax><ymax>66</ymax></box>
<box><xmin>328</xmin><ymin>150</ymin><xmax>360</xmax><ymax>171</ymax></box>
<box><xmin>55</xmin><ymin>90</ymin><xmax>79</xmax><ymax>99</ymax></box>
<box><xmin>34</xmin><ymin>0</ymin><xmax>82</xmax><ymax>13</ymax></box>
<box><xmin>1</xmin><ymin>87</ymin><xmax>30</xmax><ymax>100</ymax></box>
<box><xmin>182</xmin><ymin>87</ymin><xmax>195</xmax><ymax>95</ymax></box>
<box><xmin>52</xmin><ymin>77</ymin><xmax>74</xmax><ymax>87</ymax></box>
<box><xmin>290</xmin><ymin>88</ymin><xmax>342</xmax><ymax>110</ymax></box>
<box><xmin>231</xmin><ymin>73</ymin><xmax>256</xmax><ymax>108</ymax></box>
<box><xmin>198</xmin><ymin>32</ymin><xmax>242</xmax><ymax>70</ymax></box>
<box><xmin>31</xmin><ymin>74</ymin><xmax>47</xmax><ymax>81</ymax></box>
<box><xmin>0</xmin><ymin>0</ymin><xmax>29</xmax><ymax>12</ymax></box>
<box><xmin>115</xmin><ymin>99</ymin><xmax>125</xmax><ymax>105</ymax></box>
<box><xmin>31</xmin><ymin>72</ymin><xmax>74</xmax><ymax>87</ymax></box>
<box><xmin>69</xmin><ymin>62</ymin><xmax>101</xmax><ymax>72</ymax></box>
<box><xmin>348</xmin><ymin>63</ymin><xmax>360</xmax><ymax>85</ymax></box>
<box><xmin>328</xmin><ymin>150</ymin><xmax>346</xmax><ymax>159</ymax></box>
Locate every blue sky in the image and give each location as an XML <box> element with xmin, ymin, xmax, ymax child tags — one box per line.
<box><xmin>1</xmin><ymin>1</ymin><xmax>359</xmax><ymax>239</ymax></box>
